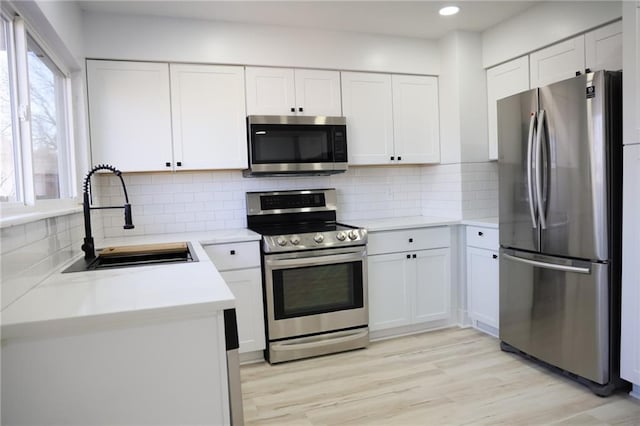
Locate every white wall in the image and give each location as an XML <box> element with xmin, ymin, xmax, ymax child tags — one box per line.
<box><xmin>81</xmin><ymin>11</ymin><xmax>440</xmax><ymax>75</ymax></box>
<box><xmin>438</xmin><ymin>31</ymin><xmax>489</xmax><ymax>164</ymax></box>
<box><xmin>8</xmin><ymin>0</ymin><xmax>84</xmax><ymax>69</ymax></box>
<box><xmin>483</xmin><ymin>1</ymin><xmax>622</xmax><ymax>68</ymax></box>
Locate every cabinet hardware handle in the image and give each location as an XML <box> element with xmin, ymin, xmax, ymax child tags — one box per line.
<box><xmin>478</xmin><ymin>231</ymin><xmax>484</xmax><ymax>236</ymax></box>
<box><xmin>176</xmin><ymin>161</ymin><xmax>182</xmax><ymax>167</ymax></box>
<box><xmin>585</xmin><ymin>68</ymin><xmax>591</xmax><ymax>74</ymax></box>
<box><xmin>492</xmin><ymin>254</ymin><xmax>498</xmax><ymax>259</ymax></box>
<box><xmin>409</xmin><ymin>238</ymin><xmax>413</xmax><ymax>243</ymax></box>
<box><xmin>165</xmin><ymin>162</ymin><xmax>171</xmax><ymax>167</ymax></box>
<box><xmin>290</xmin><ymin>107</ymin><xmax>295</xmax><ymax>112</ymax></box>
<box><xmin>299</xmin><ymin>107</ymin><xmax>303</xmax><ymax>112</ymax></box>
<box><xmin>575</xmin><ymin>71</ymin><xmax>581</xmax><ymax>76</ymax></box>
<box><xmin>412</xmin><ymin>254</ymin><xmax>417</xmax><ymax>259</ymax></box>
<box><xmin>230</xmin><ymin>250</ymin><xmax>236</xmax><ymax>255</ymax></box>
<box><xmin>406</xmin><ymin>254</ymin><xmax>411</xmax><ymax>259</ymax></box>
<box><xmin>390</xmin><ymin>156</ymin><xmax>395</xmax><ymax>161</ymax></box>
<box><xmin>398</xmin><ymin>156</ymin><xmax>402</xmax><ymax>161</ymax></box>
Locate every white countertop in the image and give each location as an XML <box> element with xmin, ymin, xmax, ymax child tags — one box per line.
<box><xmin>1</xmin><ymin>229</ymin><xmax>261</xmax><ymax>339</ymax></box>
<box><xmin>354</xmin><ymin>216</ymin><xmax>498</xmax><ymax>231</ymax></box>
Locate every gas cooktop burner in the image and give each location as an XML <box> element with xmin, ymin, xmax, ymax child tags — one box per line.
<box><xmin>246</xmin><ymin>189</ymin><xmax>367</xmax><ymax>253</ymax></box>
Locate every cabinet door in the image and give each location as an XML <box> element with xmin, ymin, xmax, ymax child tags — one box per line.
<box><xmin>220</xmin><ymin>268</ymin><xmax>266</xmax><ymax>353</ymax></box>
<box><xmin>294</xmin><ymin>69</ymin><xmax>342</xmax><ymax>116</ymax></box>
<box><xmin>621</xmin><ymin>144</ymin><xmax>640</xmax><ymax>385</ymax></box>
<box><xmin>413</xmin><ymin>248</ymin><xmax>451</xmax><ymax>323</ymax></box>
<box><xmin>486</xmin><ymin>56</ymin><xmax>530</xmax><ymax>160</ymax></box>
<box><xmin>245</xmin><ymin>67</ymin><xmax>296</xmax><ymax>115</ymax></box>
<box><xmin>585</xmin><ymin>21</ymin><xmax>623</xmax><ymax>72</ymax></box>
<box><xmin>341</xmin><ymin>72</ymin><xmax>394</xmax><ymax>165</ymax></box>
<box><xmin>170</xmin><ymin>64</ymin><xmax>247</xmax><ymax>170</ymax></box>
<box><xmin>529</xmin><ymin>35</ymin><xmax>585</xmax><ymax>88</ymax></box>
<box><xmin>391</xmin><ymin>75</ymin><xmax>440</xmax><ymax>164</ymax></box>
<box><xmin>466</xmin><ymin>247</ymin><xmax>500</xmax><ymax>331</ymax></box>
<box><xmin>87</xmin><ymin>60</ymin><xmax>172</xmax><ymax>172</ymax></box>
<box><xmin>368</xmin><ymin>253</ymin><xmax>412</xmax><ymax>331</ymax></box>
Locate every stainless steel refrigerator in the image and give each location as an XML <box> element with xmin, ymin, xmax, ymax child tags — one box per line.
<box><xmin>497</xmin><ymin>70</ymin><xmax>627</xmax><ymax>396</ymax></box>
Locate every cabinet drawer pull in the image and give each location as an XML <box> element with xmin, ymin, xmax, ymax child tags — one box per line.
<box><xmin>398</xmin><ymin>156</ymin><xmax>402</xmax><ymax>161</ymax></box>
<box><xmin>412</xmin><ymin>254</ymin><xmax>417</xmax><ymax>259</ymax></box>
<box><xmin>230</xmin><ymin>250</ymin><xmax>236</xmax><ymax>255</ymax></box>
<box><xmin>299</xmin><ymin>107</ymin><xmax>303</xmax><ymax>112</ymax></box>
<box><xmin>390</xmin><ymin>156</ymin><xmax>395</xmax><ymax>161</ymax></box>
<box><xmin>176</xmin><ymin>161</ymin><xmax>182</xmax><ymax>167</ymax></box>
<box><xmin>409</xmin><ymin>238</ymin><xmax>413</xmax><ymax>243</ymax></box>
<box><xmin>290</xmin><ymin>107</ymin><xmax>295</xmax><ymax>112</ymax></box>
<box><xmin>165</xmin><ymin>162</ymin><xmax>171</xmax><ymax>167</ymax></box>
<box><xmin>478</xmin><ymin>231</ymin><xmax>484</xmax><ymax>236</ymax></box>
<box><xmin>492</xmin><ymin>254</ymin><xmax>498</xmax><ymax>259</ymax></box>
<box><xmin>406</xmin><ymin>254</ymin><xmax>411</xmax><ymax>259</ymax></box>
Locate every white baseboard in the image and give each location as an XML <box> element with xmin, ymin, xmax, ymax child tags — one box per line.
<box><xmin>630</xmin><ymin>384</ymin><xmax>640</xmax><ymax>400</ymax></box>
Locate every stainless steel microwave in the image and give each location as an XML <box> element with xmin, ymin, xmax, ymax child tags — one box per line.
<box><xmin>246</xmin><ymin>115</ymin><xmax>348</xmax><ymax>175</ymax></box>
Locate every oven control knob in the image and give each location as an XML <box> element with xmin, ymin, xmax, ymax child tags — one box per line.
<box><xmin>348</xmin><ymin>230</ymin><xmax>359</xmax><ymax>240</ymax></box>
<box><xmin>290</xmin><ymin>235</ymin><xmax>300</xmax><ymax>245</ymax></box>
<box><xmin>336</xmin><ymin>232</ymin><xmax>347</xmax><ymax>241</ymax></box>
<box><xmin>276</xmin><ymin>236</ymin><xmax>287</xmax><ymax>246</ymax></box>
<box><xmin>314</xmin><ymin>233</ymin><xmax>324</xmax><ymax>243</ymax></box>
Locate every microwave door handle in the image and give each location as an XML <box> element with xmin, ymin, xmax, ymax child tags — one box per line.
<box><xmin>265</xmin><ymin>252</ymin><xmax>364</xmax><ymax>269</ymax></box>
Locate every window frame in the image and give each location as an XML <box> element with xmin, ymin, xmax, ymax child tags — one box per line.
<box><xmin>0</xmin><ymin>10</ymin><xmax>78</xmax><ymax>221</ymax></box>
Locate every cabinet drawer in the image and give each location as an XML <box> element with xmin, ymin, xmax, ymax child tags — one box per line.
<box><xmin>367</xmin><ymin>227</ymin><xmax>450</xmax><ymax>255</ymax></box>
<box><xmin>466</xmin><ymin>226</ymin><xmax>499</xmax><ymax>250</ymax></box>
<box><xmin>204</xmin><ymin>241</ymin><xmax>261</xmax><ymax>271</ymax></box>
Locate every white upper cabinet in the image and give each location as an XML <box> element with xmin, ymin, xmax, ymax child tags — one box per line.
<box><xmin>342</xmin><ymin>72</ymin><xmax>440</xmax><ymax>165</ymax></box>
<box><xmin>392</xmin><ymin>75</ymin><xmax>440</xmax><ymax>164</ymax></box>
<box><xmin>486</xmin><ymin>56</ymin><xmax>530</xmax><ymax>161</ymax></box>
<box><xmin>293</xmin><ymin>69</ymin><xmax>342</xmax><ymax>116</ymax></box>
<box><xmin>529</xmin><ymin>35</ymin><xmax>586</xmax><ymax>88</ymax></box>
<box><xmin>170</xmin><ymin>64</ymin><xmax>247</xmax><ymax>170</ymax></box>
<box><xmin>88</xmin><ymin>60</ymin><xmax>248</xmax><ymax>172</ymax></box>
<box><xmin>585</xmin><ymin>21</ymin><xmax>623</xmax><ymax>72</ymax></box>
<box><xmin>87</xmin><ymin>60</ymin><xmax>173</xmax><ymax>172</ymax></box>
<box><xmin>341</xmin><ymin>72</ymin><xmax>394</xmax><ymax>165</ymax></box>
<box><xmin>245</xmin><ymin>67</ymin><xmax>341</xmax><ymax>116</ymax></box>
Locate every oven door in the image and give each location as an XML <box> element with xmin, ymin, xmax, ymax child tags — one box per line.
<box><xmin>264</xmin><ymin>246</ymin><xmax>368</xmax><ymax>340</ymax></box>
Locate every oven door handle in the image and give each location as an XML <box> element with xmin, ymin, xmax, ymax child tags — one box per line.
<box><xmin>265</xmin><ymin>252</ymin><xmax>365</xmax><ymax>269</ymax></box>
<box><xmin>270</xmin><ymin>329</ymin><xmax>369</xmax><ymax>352</ymax></box>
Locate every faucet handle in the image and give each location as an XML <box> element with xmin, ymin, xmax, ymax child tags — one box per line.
<box><xmin>123</xmin><ymin>204</ymin><xmax>135</xmax><ymax>229</ymax></box>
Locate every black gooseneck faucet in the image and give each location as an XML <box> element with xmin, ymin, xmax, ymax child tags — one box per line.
<box><xmin>82</xmin><ymin>164</ymin><xmax>134</xmax><ymax>260</ymax></box>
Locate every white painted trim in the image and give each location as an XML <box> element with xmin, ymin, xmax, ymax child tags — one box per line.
<box><xmin>0</xmin><ymin>203</ymin><xmax>81</xmax><ymax>228</ymax></box>
<box><xmin>631</xmin><ymin>384</ymin><xmax>640</xmax><ymax>400</ymax></box>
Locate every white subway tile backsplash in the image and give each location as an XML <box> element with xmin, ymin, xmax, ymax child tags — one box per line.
<box><xmin>1</xmin><ymin>213</ymin><xmax>83</xmax><ymax>310</ymax></box>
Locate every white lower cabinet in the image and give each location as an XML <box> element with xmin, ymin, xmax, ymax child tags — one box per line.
<box><xmin>367</xmin><ymin>227</ymin><xmax>451</xmax><ymax>333</ymax></box>
<box><xmin>204</xmin><ymin>241</ymin><xmax>265</xmax><ymax>354</ymax></box>
<box><xmin>465</xmin><ymin>226</ymin><xmax>499</xmax><ymax>336</ymax></box>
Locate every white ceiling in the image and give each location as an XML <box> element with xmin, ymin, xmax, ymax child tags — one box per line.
<box><xmin>76</xmin><ymin>0</ymin><xmax>538</xmax><ymax>39</ymax></box>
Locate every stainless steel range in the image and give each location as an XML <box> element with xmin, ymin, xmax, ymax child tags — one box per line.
<box><xmin>246</xmin><ymin>188</ymin><xmax>369</xmax><ymax>363</ymax></box>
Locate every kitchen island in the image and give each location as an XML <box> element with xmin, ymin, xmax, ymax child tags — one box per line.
<box><xmin>1</xmin><ymin>229</ymin><xmax>259</xmax><ymax>425</ymax></box>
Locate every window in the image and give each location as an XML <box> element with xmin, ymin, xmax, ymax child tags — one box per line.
<box><xmin>0</xmin><ymin>17</ymin><xmax>18</xmax><ymax>203</ymax></box>
<box><xmin>0</xmin><ymin>13</ymin><xmax>74</xmax><ymax>210</ymax></box>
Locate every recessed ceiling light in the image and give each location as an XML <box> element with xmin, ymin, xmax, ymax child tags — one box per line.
<box><xmin>439</xmin><ymin>6</ymin><xmax>460</xmax><ymax>16</ymax></box>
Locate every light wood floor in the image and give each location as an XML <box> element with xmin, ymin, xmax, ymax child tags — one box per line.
<box><xmin>240</xmin><ymin>327</ymin><xmax>640</xmax><ymax>425</ymax></box>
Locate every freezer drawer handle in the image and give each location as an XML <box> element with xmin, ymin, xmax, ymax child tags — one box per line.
<box><xmin>502</xmin><ymin>253</ymin><xmax>591</xmax><ymax>274</ymax></box>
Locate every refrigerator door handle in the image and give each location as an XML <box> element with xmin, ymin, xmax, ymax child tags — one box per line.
<box><xmin>535</xmin><ymin>109</ymin><xmax>547</xmax><ymax>229</ymax></box>
<box><xmin>527</xmin><ymin>112</ymin><xmax>538</xmax><ymax>229</ymax></box>
<box><xmin>502</xmin><ymin>253</ymin><xmax>591</xmax><ymax>274</ymax></box>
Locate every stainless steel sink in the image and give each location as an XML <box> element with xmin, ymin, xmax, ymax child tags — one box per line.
<box><xmin>63</xmin><ymin>242</ymin><xmax>198</xmax><ymax>273</ymax></box>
